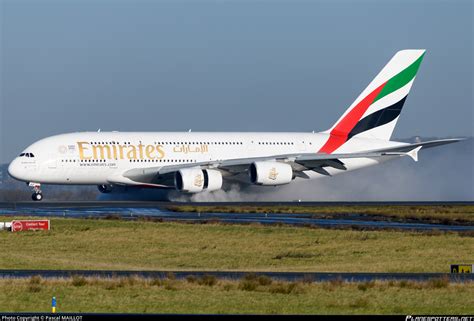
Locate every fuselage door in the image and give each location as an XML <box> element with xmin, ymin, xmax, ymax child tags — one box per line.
<box><xmin>47</xmin><ymin>154</ymin><xmax>57</xmax><ymax>169</ymax></box>
<box><xmin>247</xmin><ymin>139</ymin><xmax>256</xmax><ymax>155</ymax></box>
<box><xmin>297</xmin><ymin>139</ymin><xmax>307</xmax><ymax>151</ymax></box>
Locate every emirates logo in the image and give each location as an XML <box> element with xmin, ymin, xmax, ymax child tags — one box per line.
<box><xmin>194</xmin><ymin>174</ymin><xmax>204</xmax><ymax>187</ymax></box>
<box><xmin>268</xmin><ymin>168</ymin><xmax>278</xmax><ymax>180</ymax></box>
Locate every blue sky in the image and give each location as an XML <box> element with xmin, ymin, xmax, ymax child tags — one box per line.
<box><xmin>1</xmin><ymin>0</ymin><xmax>472</xmax><ymax>163</ymax></box>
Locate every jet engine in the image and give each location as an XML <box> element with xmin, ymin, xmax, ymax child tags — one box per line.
<box><xmin>175</xmin><ymin>168</ymin><xmax>223</xmax><ymax>193</ymax></box>
<box><xmin>203</xmin><ymin>169</ymin><xmax>223</xmax><ymax>192</ymax></box>
<box><xmin>249</xmin><ymin>161</ymin><xmax>293</xmax><ymax>186</ymax></box>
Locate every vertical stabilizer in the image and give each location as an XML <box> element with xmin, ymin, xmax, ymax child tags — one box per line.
<box><xmin>319</xmin><ymin>50</ymin><xmax>425</xmax><ymax>154</ymax></box>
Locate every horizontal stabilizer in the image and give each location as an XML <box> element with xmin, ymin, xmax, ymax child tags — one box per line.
<box><xmin>407</xmin><ymin>146</ymin><xmax>422</xmax><ymax>162</ymax></box>
<box><xmin>372</xmin><ymin>138</ymin><xmax>465</xmax><ymax>153</ymax></box>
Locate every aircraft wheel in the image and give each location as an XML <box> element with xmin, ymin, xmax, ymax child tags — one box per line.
<box><xmin>32</xmin><ymin>193</ymin><xmax>43</xmax><ymax>201</ymax></box>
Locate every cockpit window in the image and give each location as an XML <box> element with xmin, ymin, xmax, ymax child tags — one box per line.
<box><xmin>19</xmin><ymin>153</ymin><xmax>34</xmax><ymax>158</ymax></box>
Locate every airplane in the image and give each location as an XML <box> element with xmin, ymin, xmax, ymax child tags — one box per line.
<box><xmin>8</xmin><ymin>49</ymin><xmax>462</xmax><ymax>201</ymax></box>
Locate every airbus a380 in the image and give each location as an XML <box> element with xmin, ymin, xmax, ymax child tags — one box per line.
<box><xmin>8</xmin><ymin>50</ymin><xmax>461</xmax><ymax>201</ymax></box>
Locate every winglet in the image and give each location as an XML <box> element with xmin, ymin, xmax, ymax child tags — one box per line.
<box><xmin>407</xmin><ymin>146</ymin><xmax>422</xmax><ymax>162</ymax></box>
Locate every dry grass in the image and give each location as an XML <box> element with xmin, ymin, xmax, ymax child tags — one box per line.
<box><xmin>0</xmin><ymin>276</ymin><xmax>472</xmax><ymax>314</ymax></box>
<box><xmin>0</xmin><ymin>217</ymin><xmax>472</xmax><ymax>272</ymax></box>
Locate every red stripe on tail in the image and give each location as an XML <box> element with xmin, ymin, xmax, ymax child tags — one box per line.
<box><xmin>318</xmin><ymin>81</ymin><xmax>387</xmax><ymax>154</ymax></box>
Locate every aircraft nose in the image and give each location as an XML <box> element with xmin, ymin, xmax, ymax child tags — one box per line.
<box><xmin>8</xmin><ymin>158</ymin><xmax>23</xmax><ymax>181</ymax></box>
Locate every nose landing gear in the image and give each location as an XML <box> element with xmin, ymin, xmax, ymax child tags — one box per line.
<box><xmin>32</xmin><ymin>192</ymin><xmax>43</xmax><ymax>201</ymax></box>
<box><xmin>29</xmin><ymin>182</ymin><xmax>43</xmax><ymax>201</ymax></box>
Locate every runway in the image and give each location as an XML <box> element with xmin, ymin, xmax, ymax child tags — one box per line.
<box><xmin>0</xmin><ymin>201</ymin><xmax>473</xmax><ymax>232</ymax></box>
<box><xmin>0</xmin><ymin>269</ymin><xmax>472</xmax><ymax>282</ymax></box>
<box><xmin>1</xmin><ymin>200</ymin><xmax>473</xmax><ymax>209</ymax></box>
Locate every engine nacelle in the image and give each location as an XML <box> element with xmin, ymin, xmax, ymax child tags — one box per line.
<box><xmin>175</xmin><ymin>168</ymin><xmax>205</xmax><ymax>193</ymax></box>
<box><xmin>97</xmin><ymin>184</ymin><xmax>114</xmax><ymax>193</ymax></box>
<box><xmin>249</xmin><ymin>161</ymin><xmax>293</xmax><ymax>186</ymax></box>
<box><xmin>175</xmin><ymin>168</ymin><xmax>223</xmax><ymax>193</ymax></box>
<box><xmin>203</xmin><ymin>169</ymin><xmax>223</xmax><ymax>192</ymax></box>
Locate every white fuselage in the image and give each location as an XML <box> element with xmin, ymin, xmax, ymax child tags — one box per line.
<box><xmin>8</xmin><ymin>131</ymin><xmax>407</xmax><ymax>186</ymax></box>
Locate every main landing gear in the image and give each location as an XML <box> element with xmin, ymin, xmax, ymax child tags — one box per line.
<box><xmin>29</xmin><ymin>182</ymin><xmax>43</xmax><ymax>201</ymax></box>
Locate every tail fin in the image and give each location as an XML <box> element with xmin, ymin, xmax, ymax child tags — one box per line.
<box><xmin>319</xmin><ymin>49</ymin><xmax>425</xmax><ymax>154</ymax></box>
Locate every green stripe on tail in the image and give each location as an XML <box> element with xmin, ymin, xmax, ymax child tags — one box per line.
<box><xmin>374</xmin><ymin>52</ymin><xmax>425</xmax><ymax>103</ymax></box>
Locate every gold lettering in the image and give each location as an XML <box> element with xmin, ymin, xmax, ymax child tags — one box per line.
<box><xmin>156</xmin><ymin>145</ymin><xmax>165</xmax><ymax>159</ymax></box>
<box><xmin>173</xmin><ymin>143</ymin><xmax>209</xmax><ymax>155</ymax></box>
<box><xmin>145</xmin><ymin>145</ymin><xmax>155</xmax><ymax>159</ymax></box>
<box><xmin>77</xmin><ymin>142</ymin><xmax>92</xmax><ymax>160</ymax></box>
<box><xmin>111</xmin><ymin>145</ymin><xmax>118</xmax><ymax>159</ymax></box>
<box><xmin>92</xmin><ymin>145</ymin><xmax>112</xmax><ymax>160</ymax></box>
<box><xmin>76</xmin><ymin>141</ymin><xmax>166</xmax><ymax>161</ymax></box>
<box><xmin>127</xmin><ymin>145</ymin><xmax>137</xmax><ymax>160</ymax></box>
<box><xmin>118</xmin><ymin>145</ymin><xmax>126</xmax><ymax>159</ymax></box>
<box><xmin>138</xmin><ymin>143</ymin><xmax>144</xmax><ymax>159</ymax></box>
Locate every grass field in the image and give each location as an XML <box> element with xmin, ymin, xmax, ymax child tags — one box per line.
<box><xmin>0</xmin><ymin>217</ymin><xmax>472</xmax><ymax>272</ymax></box>
<box><xmin>168</xmin><ymin>205</ymin><xmax>474</xmax><ymax>225</ymax></box>
<box><xmin>1</xmin><ymin>276</ymin><xmax>472</xmax><ymax>314</ymax></box>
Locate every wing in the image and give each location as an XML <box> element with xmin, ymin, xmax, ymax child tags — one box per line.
<box><xmin>106</xmin><ymin>138</ymin><xmax>463</xmax><ymax>187</ymax></box>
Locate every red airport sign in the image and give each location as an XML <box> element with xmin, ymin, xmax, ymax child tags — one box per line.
<box><xmin>11</xmin><ymin>220</ymin><xmax>50</xmax><ymax>232</ymax></box>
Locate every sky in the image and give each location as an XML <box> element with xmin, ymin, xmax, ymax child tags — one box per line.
<box><xmin>0</xmin><ymin>0</ymin><xmax>473</xmax><ymax>164</ymax></box>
